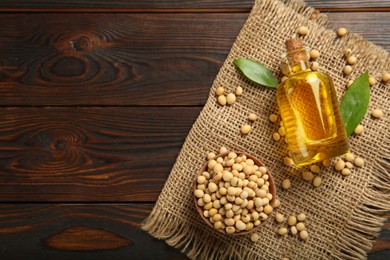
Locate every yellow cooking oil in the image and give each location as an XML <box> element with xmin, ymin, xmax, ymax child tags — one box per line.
<box><xmin>276</xmin><ymin>38</ymin><xmax>349</xmax><ymax>166</ymax></box>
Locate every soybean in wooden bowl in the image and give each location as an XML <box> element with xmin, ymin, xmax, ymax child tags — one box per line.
<box><xmin>194</xmin><ymin>151</ymin><xmax>276</xmax><ymax>236</ymax></box>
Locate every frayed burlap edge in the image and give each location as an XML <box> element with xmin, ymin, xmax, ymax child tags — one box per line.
<box><xmin>334</xmin><ymin>137</ymin><xmax>390</xmax><ymax>259</ymax></box>
<box><xmin>142</xmin><ymin>0</ymin><xmax>390</xmax><ymax>259</ymax></box>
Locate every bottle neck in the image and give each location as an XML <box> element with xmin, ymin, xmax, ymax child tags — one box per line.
<box><xmin>289</xmin><ymin>60</ymin><xmax>311</xmax><ymax>75</ymax></box>
<box><xmin>285</xmin><ymin>48</ymin><xmax>311</xmax><ymax>75</ymax></box>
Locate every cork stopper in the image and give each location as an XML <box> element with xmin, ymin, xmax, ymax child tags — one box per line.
<box><xmin>286</xmin><ymin>38</ymin><xmax>303</xmax><ymax>51</ymax></box>
<box><xmin>285</xmin><ymin>38</ymin><xmax>308</xmax><ymax>65</ymax></box>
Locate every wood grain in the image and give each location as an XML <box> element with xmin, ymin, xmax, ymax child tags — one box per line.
<box><xmin>0</xmin><ymin>203</ymin><xmax>388</xmax><ymax>259</ymax></box>
<box><xmin>0</xmin><ymin>204</ymin><xmax>187</xmax><ymax>259</ymax></box>
<box><xmin>0</xmin><ymin>13</ymin><xmax>243</xmax><ymax>106</ymax></box>
<box><xmin>0</xmin><ymin>107</ymin><xmax>200</xmax><ymax>202</ymax></box>
<box><xmin>301</xmin><ymin>0</ymin><xmax>390</xmax><ymax>10</ymax></box>
<box><xmin>0</xmin><ymin>13</ymin><xmax>389</xmax><ymax>106</ymax></box>
<box><xmin>45</xmin><ymin>227</ymin><xmax>132</xmax><ymax>251</ymax></box>
<box><xmin>0</xmin><ymin>0</ymin><xmax>389</xmax><ymax>10</ymax></box>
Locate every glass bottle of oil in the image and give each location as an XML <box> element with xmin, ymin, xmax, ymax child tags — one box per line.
<box><xmin>276</xmin><ymin>38</ymin><xmax>349</xmax><ymax>166</ymax></box>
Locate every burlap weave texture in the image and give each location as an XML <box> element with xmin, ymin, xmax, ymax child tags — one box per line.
<box><xmin>143</xmin><ymin>0</ymin><xmax>390</xmax><ymax>259</ymax></box>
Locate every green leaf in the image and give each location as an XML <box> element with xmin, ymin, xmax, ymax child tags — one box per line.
<box><xmin>233</xmin><ymin>58</ymin><xmax>279</xmax><ymax>88</ymax></box>
<box><xmin>340</xmin><ymin>72</ymin><xmax>370</xmax><ymax>136</ymax></box>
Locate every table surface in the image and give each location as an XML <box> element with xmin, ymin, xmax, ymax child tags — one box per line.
<box><xmin>0</xmin><ymin>0</ymin><xmax>389</xmax><ymax>259</ymax></box>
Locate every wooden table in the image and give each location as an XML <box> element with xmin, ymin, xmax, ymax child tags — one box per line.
<box><xmin>0</xmin><ymin>0</ymin><xmax>388</xmax><ymax>259</ymax></box>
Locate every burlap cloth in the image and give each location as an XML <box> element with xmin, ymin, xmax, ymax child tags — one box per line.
<box><xmin>142</xmin><ymin>0</ymin><xmax>390</xmax><ymax>258</ymax></box>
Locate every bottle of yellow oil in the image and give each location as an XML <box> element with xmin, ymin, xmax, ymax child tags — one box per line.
<box><xmin>276</xmin><ymin>38</ymin><xmax>349</xmax><ymax>166</ymax></box>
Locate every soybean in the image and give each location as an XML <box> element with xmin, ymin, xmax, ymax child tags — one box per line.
<box><xmin>207</xmin><ymin>152</ymin><xmax>216</xmax><ymax>160</ymax></box>
<box><xmin>226</xmin><ymin>93</ymin><xmax>236</xmax><ymax>105</ymax></box>
<box><xmin>220</xmin><ymin>146</ymin><xmax>228</xmax><ymax>154</ymax></box>
<box><xmin>273</xmin><ymin>132</ymin><xmax>281</xmax><ymax>141</ymax></box>
<box><xmin>283</xmin><ymin>157</ymin><xmax>294</xmax><ymax>167</ymax></box>
<box><xmin>302</xmin><ymin>171</ymin><xmax>314</xmax><ymax>181</ymax></box>
<box><xmin>208</xmin><ymin>159</ymin><xmax>217</xmax><ymax>169</ymax></box>
<box><xmin>290</xmin><ymin>226</ymin><xmax>298</xmax><ymax>235</ymax></box>
<box><xmin>216</xmin><ymin>87</ymin><xmax>224</xmax><ymax>96</ymax></box>
<box><xmin>345</xmin><ymin>162</ymin><xmax>353</xmax><ymax>169</ymax></box>
<box><xmin>347</xmin><ymin>55</ymin><xmax>357</xmax><ymax>65</ymax></box>
<box><xmin>208</xmin><ymin>182</ymin><xmax>218</xmax><ymax>193</ymax></box>
<box><xmin>195</xmin><ymin>189</ymin><xmax>204</xmax><ymax>198</ymax></box>
<box><xmin>369</xmin><ymin>76</ymin><xmax>377</xmax><ymax>86</ymax></box>
<box><xmin>287</xmin><ymin>216</ymin><xmax>297</xmax><ymax>226</ymax></box>
<box><xmin>343</xmin><ymin>65</ymin><xmax>352</xmax><ymax>75</ymax></box>
<box><xmin>236</xmin><ymin>86</ymin><xmax>243</xmax><ymax>96</ymax></box>
<box><xmin>269</xmin><ymin>114</ymin><xmax>278</xmax><ymax>123</ymax></box>
<box><xmin>354</xmin><ymin>124</ymin><xmax>364</xmax><ymax>135</ymax></box>
<box><xmin>309</xmin><ymin>49</ymin><xmax>320</xmax><ymax>60</ymax></box>
<box><xmin>197</xmin><ymin>175</ymin><xmax>207</xmax><ymax>184</ymax></box>
<box><xmin>311</xmin><ymin>62</ymin><xmax>319</xmax><ymax>71</ymax></box>
<box><xmin>335</xmin><ymin>159</ymin><xmax>345</xmax><ymax>171</ymax></box>
<box><xmin>278</xmin><ymin>227</ymin><xmax>288</xmax><ymax>235</ymax></box>
<box><xmin>345</xmin><ymin>153</ymin><xmax>355</xmax><ymax>162</ymax></box>
<box><xmin>278</xmin><ymin>127</ymin><xmax>286</xmax><ymax>137</ymax></box>
<box><xmin>310</xmin><ymin>165</ymin><xmax>320</xmax><ymax>173</ymax></box>
<box><xmin>282</xmin><ymin>179</ymin><xmax>291</xmax><ymax>189</ymax></box>
<box><xmin>337</xmin><ymin>27</ymin><xmax>347</xmax><ymax>37</ymax></box>
<box><xmin>248</xmin><ymin>113</ymin><xmax>258</xmax><ymax>122</ymax></box>
<box><xmin>250</xmin><ymin>233</ymin><xmax>260</xmax><ymax>242</ymax></box>
<box><xmin>322</xmin><ymin>159</ymin><xmax>331</xmax><ymax>167</ymax></box>
<box><xmin>218</xmin><ymin>95</ymin><xmax>227</xmax><ymax>106</ymax></box>
<box><xmin>354</xmin><ymin>157</ymin><xmax>364</xmax><ymax>167</ymax></box>
<box><xmin>383</xmin><ymin>72</ymin><xmax>390</xmax><ymax>83</ymax></box>
<box><xmin>296</xmin><ymin>222</ymin><xmax>305</xmax><ymax>231</ymax></box>
<box><xmin>275</xmin><ymin>213</ymin><xmax>285</xmax><ymax>223</ymax></box>
<box><xmin>241</xmin><ymin>124</ymin><xmax>252</xmax><ymax>135</ymax></box>
<box><xmin>372</xmin><ymin>109</ymin><xmax>383</xmax><ymax>119</ymax></box>
<box><xmin>235</xmin><ymin>220</ymin><xmax>246</xmax><ymax>231</ymax></box>
<box><xmin>297</xmin><ymin>213</ymin><xmax>306</xmax><ymax>222</ymax></box>
<box><xmin>313</xmin><ymin>176</ymin><xmax>322</xmax><ymax>187</ymax></box>
<box><xmin>263</xmin><ymin>205</ymin><xmax>273</xmax><ymax>214</ymax></box>
<box><xmin>226</xmin><ymin>226</ymin><xmax>236</xmax><ymax>234</ymax></box>
<box><xmin>298</xmin><ymin>26</ymin><xmax>309</xmax><ymax>36</ymax></box>
<box><xmin>300</xmin><ymin>230</ymin><xmax>309</xmax><ymax>240</ymax></box>
<box><xmin>341</xmin><ymin>168</ymin><xmax>351</xmax><ymax>176</ymax></box>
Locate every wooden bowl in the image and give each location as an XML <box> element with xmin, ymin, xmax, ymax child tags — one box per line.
<box><xmin>194</xmin><ymin>151</ymin><xmax>276</xmax><ymax>236</ymax></box>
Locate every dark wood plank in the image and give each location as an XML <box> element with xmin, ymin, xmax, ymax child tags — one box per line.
<box><xmin>0</xmin><ymin>0</ymin><xmax>389</xmax><ymax>10</ymax></box>
<box><xmin>368</xmin><ymin>212</ymin><xmax>390</xmax><ymax>259</ymax></box>
<box><xmin>304</xmin><ymin>0</ymin><xmax>390</xmax><ymax>10</ymax></box>
<box><xmin>0</xmin><ymin>12</ymin><xmax>389</xmax><ymax>106</ymax></box>
<box><xmin>0</xmin><ymin>204</ymin><xmax>187</xmax><ymax>259</ymax></box>
<box><xmin>329</xmin><ymin>13</ymin><xmax>390</xmax><ymax>52</ymax></box>
<box><xmin>0</xmin><ymin>107</ymin><xmax>200</xmax><ymax>202</ymax></box>
<box><xmin>0</xmin><ymin>203</ymin><xmax>387</xmax><ymax>259</ymax></box>
<box><xmin>0</xmin><ymin>13</ymin><xmax>244</xmax><ymax>106</ymax></box>
<box><xmin>329</xmin><ymin>13</ymin><xmax>390</xmax><ymax>51</ymax></box>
